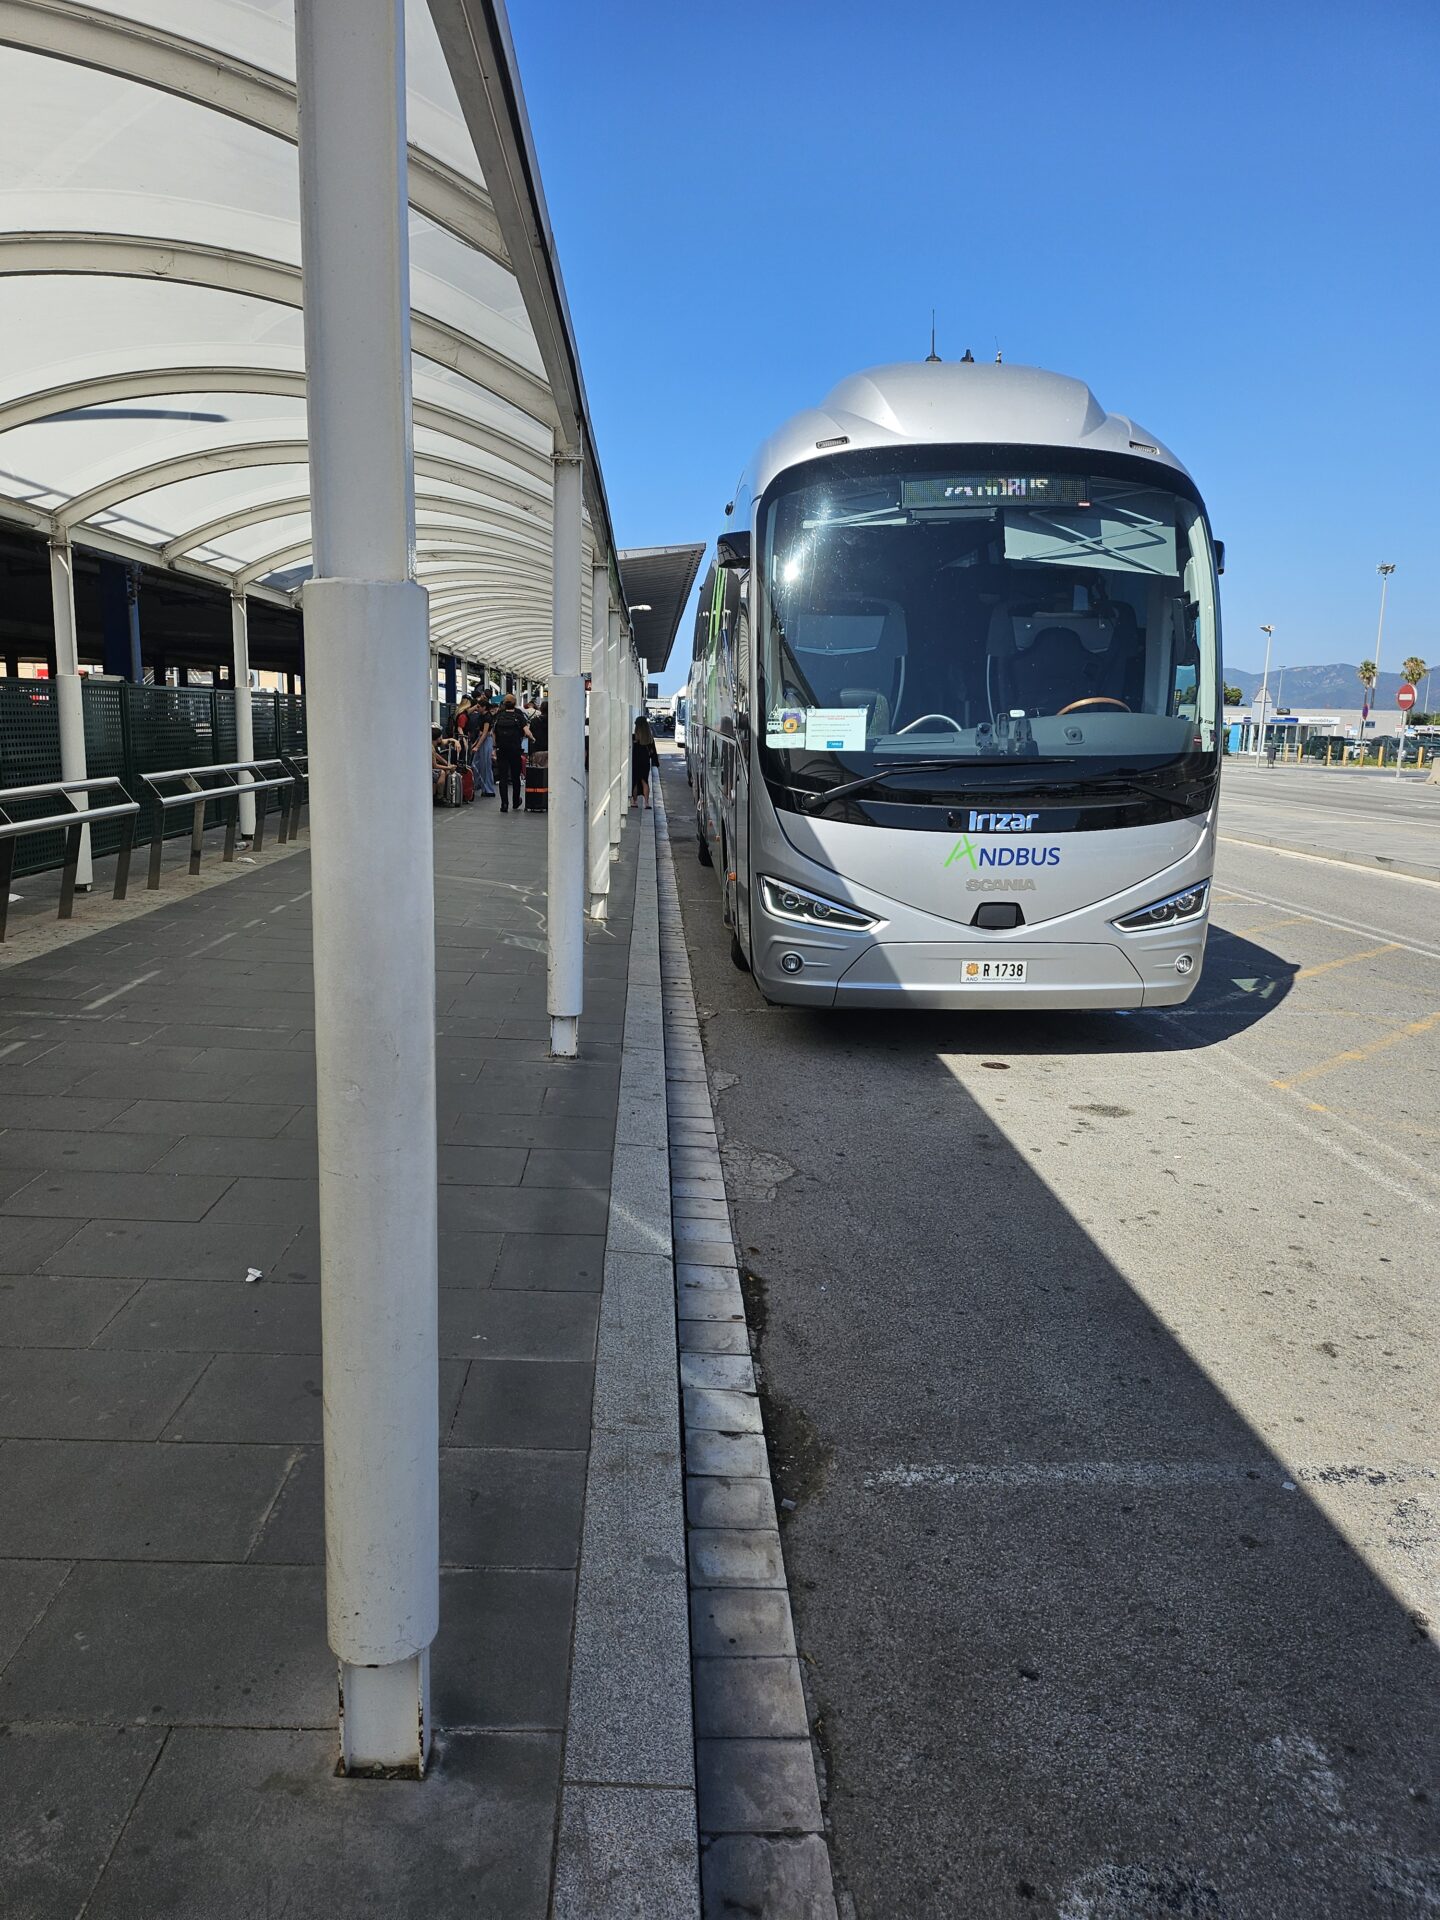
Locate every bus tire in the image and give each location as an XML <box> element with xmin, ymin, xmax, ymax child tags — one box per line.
<box><xmin>696</xmin><ymin>826</ymin><xmax>713</xmax><ymax>867</ymax></box>
<box><xmin>730</xmin><ymin>931</ymin><xmax>751</xmax><ymax>973</ymax></box>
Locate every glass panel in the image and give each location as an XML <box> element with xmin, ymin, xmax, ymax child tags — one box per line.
<box><xmin>757</xmin><ymin>451</ymin><xmax>1220</xmax><ymax>800</ymax></box>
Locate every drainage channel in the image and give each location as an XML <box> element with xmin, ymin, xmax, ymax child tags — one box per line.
<box><xmin>653</xmin><ymin>777</ymin><xmax>842</xmax><ymax>1920</ymax></box>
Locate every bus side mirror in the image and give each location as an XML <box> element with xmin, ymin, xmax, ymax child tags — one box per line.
<box><xmin>716</xmin><ymin>531</ymin><xmax>750</xmax><ymax>569</ymax></box>
<box><xmin>1214</xmin><ymin>540</ymin><xmax>1225</xmax><ymax>576</ymax></box>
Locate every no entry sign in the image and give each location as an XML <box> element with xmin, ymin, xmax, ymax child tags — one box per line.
<box><xmin>1397</xmin><ymin>683</ymin><xmax>1417</xmax><ymax>711</ymax></box>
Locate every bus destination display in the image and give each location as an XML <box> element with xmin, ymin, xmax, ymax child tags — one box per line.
<box><xmin>901</xmin><ymin>474</ymin><xmax>1092</xmax><ymax>510</ymax></box>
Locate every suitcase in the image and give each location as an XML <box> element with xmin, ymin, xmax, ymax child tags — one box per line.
<box><xmin>462</xmin><ymin>765</ymin><xmax>475</xmax><ymax>803</ymax></box>
<box><xmin>440</xmin><ymin>767</ymin><xmax>464</xmax><ymax>808</ymax></box>
<box><xmin>525</xmin><ymin>749</ymin><xmax>548</xmax><ymax>813</ymax></box>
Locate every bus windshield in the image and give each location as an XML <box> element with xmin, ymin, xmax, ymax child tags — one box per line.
<box><xmin>756</xmin><ymin>450</ymin><xmax>1220</xmax><ymax>799</ymax></box>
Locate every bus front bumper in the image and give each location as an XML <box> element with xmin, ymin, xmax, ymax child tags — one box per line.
<box><xmin>752</xmin><ymin>930</ymin><xmax>1206</xmax><ymax>1011</ymax></box>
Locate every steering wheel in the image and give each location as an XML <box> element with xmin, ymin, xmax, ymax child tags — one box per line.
<box><xmin>897</xmin><ymin>713</ymin><xmax>965</xmax><ymax>734</ymax></box>
<box><xmin>1057</xmin><ymin>696</ymin><xmax>1131</xmax><ymax>715</ymax></box>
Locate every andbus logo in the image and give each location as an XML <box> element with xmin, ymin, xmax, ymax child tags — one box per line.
<box><xmin>943</xmin><ymin>835</ymin><xmax>1061</xmax><ymax>871</ymax></box>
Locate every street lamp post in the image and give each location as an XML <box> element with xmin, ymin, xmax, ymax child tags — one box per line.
<box><xmin>1373</xmin><ymin>563</ymin><xmax>1396</xmax><ymax>765</ymax></box>
<box><xmin>1255</xmin><ymin>624</ymin><xmax>1274</xmax><ymax>759</ymax></box>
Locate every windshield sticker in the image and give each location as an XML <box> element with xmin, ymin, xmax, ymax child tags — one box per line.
<box><xmin>766</xmin><ymin>706</ymin><xmax>806</xmax><ymax>746</ymax></box>
<box><xmin>803</xmin><ymin>707</ymin><xmax>867</xmax><ymax>752</ymax></box>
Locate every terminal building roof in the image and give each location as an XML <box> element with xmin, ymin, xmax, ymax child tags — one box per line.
<box><xmin>0</xmin><ymin>0</ymin><xmax>679</xmax><ymax>682</ymax></box>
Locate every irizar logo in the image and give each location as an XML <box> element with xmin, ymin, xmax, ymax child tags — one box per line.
<box><xmin>968</xmin><ymin>810</ymin><xmax>1039</xmax><ymax>831</ymax></box>
<box><xmin>944</xmin><ymin>834</ymin><xmax>1060</xmax><ymax>871</ymax></box>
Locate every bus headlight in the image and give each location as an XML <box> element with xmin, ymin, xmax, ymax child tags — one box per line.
<box><xmin>1112</xmin><ymin>880</ymin><xmax>1210</xmax><ymax>932</ymax></box>
<box><xmin>758</xmin><ymin>874</ymin><xmax>881</xmax><ymax>932</ymax></box>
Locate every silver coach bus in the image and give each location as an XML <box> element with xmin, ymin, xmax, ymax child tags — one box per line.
<box><xmin>687</xmin><ymin>360</ymin><xmax>1222</xmax><ymax>1009</ymax></box>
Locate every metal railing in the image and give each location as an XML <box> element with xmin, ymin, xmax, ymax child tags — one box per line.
<box><xmin>0</xmin><ymin>777</ymin><xmax>139</xmax><ymax>941</ymax></box>
<box><xmin>140</xmin><ymin>759</ymin><xmax>302</xmax><ymax>887</ymax></box>
<box><xmin>280</xmin><ymin>752</ymin><xmax>310</xmax><ymax>843</ymax></box>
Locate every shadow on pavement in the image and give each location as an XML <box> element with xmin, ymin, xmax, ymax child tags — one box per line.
<box><xmin>660</xmin><ymin>756</ymin><xmax>1439</xmax><ymax>1920</ymax></box>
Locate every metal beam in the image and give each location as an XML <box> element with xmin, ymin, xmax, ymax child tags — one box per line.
<box><xmin>0</xmin><ymin>0</ymin><xmax>509</xmax><ymax>269</ymax></box>
<box><xmin>0</xmin><ymin>364</ymin><xmax>554</xmax><ymax>486</ymax></box>
<box><xmin>0</xmin><ymin>232</ymin><xmax>557</xmax><ymax>429</ymax></box>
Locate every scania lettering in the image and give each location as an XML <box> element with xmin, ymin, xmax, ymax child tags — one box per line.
<box><xmin>687</xmin><ymin>360</ymin><xmax>1222</xmax><ymax>1009</ymax></box>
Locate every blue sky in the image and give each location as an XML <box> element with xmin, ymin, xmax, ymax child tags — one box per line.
<box><xmin>509</xmin><ymin>0</ymin><xmax>1440</xmax><ymax>692</ymax></box>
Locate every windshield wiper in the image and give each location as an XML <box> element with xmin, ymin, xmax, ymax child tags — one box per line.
<box><xmin>800</xmin><ymin>760</ymin><xmax>1009</xmax><ymax>812</ymax></box>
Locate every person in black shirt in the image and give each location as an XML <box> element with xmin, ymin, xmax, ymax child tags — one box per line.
<box><xmin>490</xmin><ymin>693</ymin><xmax>532</xmax><ymax>813</ymax></box>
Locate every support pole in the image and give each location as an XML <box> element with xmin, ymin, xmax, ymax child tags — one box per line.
<box><xmin>607</xmin><ymin>608</ymin><xmax>624</xmax><ymax>853</ymax></box>
<box><xmin>48</xmin><ymin>535</ymin><xmax>92</xmax><ymax>891</ymax></box>
<box><xmin>231</xmin><ymin>590</ymin><xmax>256</xmax><ymax>839</ymax></box>
<box><xmin>295</xmin><ymin>0</ymin><xmax>437</xmax><ymax>1778</ymax></box>
<box><xmin>547</xmin><ymin>453</ymin><xmax>585</xmax><ymax>1056</ymax></box>
<box><xmin>587</xmin><ymin>566</ymin><xmax>611</xmax><ymax>919</ymax></box>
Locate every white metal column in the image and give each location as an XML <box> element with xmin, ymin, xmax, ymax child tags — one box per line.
<box><xmin>587</xmin><ymin>566</ymin><xmax>611</xmax><ymax>918</ymax></box>
<box><xmin>294</xmin><ymin>0</ymin><xmax>438</xmax><ymax>1777</ymax></box>
<box><xmin>547</xmin><ymin>451</ymin><xmax>584</xmax><ymax>1056</ymax></box>
<box><xmin>48</xmin><ymin>536</ymin><xmax>92</xmax><ymax>891</ymax></box>
<box><xmin>607</xmin><ymin>608</ymin><xmax>624</xmax><ymax>852</ymax></box>
<box><xmin>230</xmin><ymin>590</ymin><xmax>256</xmax><ymax>840</ymax></box>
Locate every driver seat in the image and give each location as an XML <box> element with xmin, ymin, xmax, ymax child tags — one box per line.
<box><xmin>1006</xmin><ymin>624</ymin><xmax>1094</xmax><ymax>715</ymax></box>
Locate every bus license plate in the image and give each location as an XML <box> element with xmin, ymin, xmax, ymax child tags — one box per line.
<box><xmin>962</xmin><ymin>960</ymin><xmax>1027</xmax><ymax>983</ymax></box>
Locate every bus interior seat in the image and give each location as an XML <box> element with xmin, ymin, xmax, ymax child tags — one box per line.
<box><xmin>789</xmin><ymin>597</ymin><xmax>907</xmax><ymax>731</ymax></box>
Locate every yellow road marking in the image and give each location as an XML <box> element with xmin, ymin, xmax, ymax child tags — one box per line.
<box><xmin>1295</xmin><ymin>942</ymin><xmax>1400</xmax><ymax>980</ymax></box>
<box><xmin>1227</xmin><ymin>915</ymin><xmax>1311</xmax><ymax>936</ymax></box>
<box><xmin>1273</xmin><ymin>1009</ymin><xmax>1440</xmax><ymax>1089</ymax></box>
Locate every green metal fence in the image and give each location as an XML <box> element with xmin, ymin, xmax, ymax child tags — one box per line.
<box><xmin>0</xmin><ymin>680</ymin><xmax>307</xmax><ymax>878</ymax></box>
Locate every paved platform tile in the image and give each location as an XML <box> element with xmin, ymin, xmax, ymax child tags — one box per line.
<box><xmin>0</xmin><ymin>1347</ymin><xmax>203</xmax><ymax>1440</ymax></box>
<box><xmin>40</xmin><ymin>1218</ymin><xmax>300</xmax><ymax>1281</ymax></box>
<box><xmin>0</xmin><ymin>1274</ymin><xmax>137</xmax><ymax>1346</ymax></box>
<box><xmin>0</xmin><ymin>1726</ymin><xmax>165</xmax><ymax>1920</ymax></box>
<box><xmin>164</xmin><ymin>1352</ymin><xmax>467</xmax><ymax>1446</ymax></box>
<box><xmin>82</xmin><ymin>1729</ymin><xmax>561</xmax><ymax>1920</ymax></box>
<box><xmin>700</xmin><ymin>1834</ymin><xmax>838</xmax><ymax>1920</ymax></box>
<box><xmin>492</xmin><ymin>1233</ymin><xmax>606</xmax><ymax>1293</ymax></box>
<box><xmin>693</xmin><ymin>1656</ymin><xmax>810</xmax><ymax>1740</ymax></box>
<box><xmin>0</xmin><ymin>1558</ymin><xmax>70</xmax><ymax>1670</ymax></box>
<box><xmin>689</xmin><ymin>1589</ymin><xmax>797</xmax><ymax>1661</ymax></box>
<box><xmin>449</xmin><ymin>1357</ymin><xmax>595</xmax><ymax>1450</ymax></box>
<box><xmin>97</xmin><ymin>1277</ymin><xmax>320</xmax><ymax>1354</ymax></box>
<box><xmin>0</xmin><ymin>1439</ymin><xmax>293</xmax><ymax>1561</ymax></box>
<box><xmin>0</xmin><ymin>1128</ymin><xmax>172</xmax><ymax>1173</ymax></box>
<box><xmin>0</xmin><ymin>1561</ymin><xmax>332</xmax><ymax>1726</ymax></box>
<box><xmin>0</xmin><ymin>1169</ymin><xmax>234</xmax><ymax>1222</ymax></box>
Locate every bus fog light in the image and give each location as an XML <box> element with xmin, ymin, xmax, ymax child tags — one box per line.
<box><xmin>1175</xmin><ymin>953</ymin><xmax>1194</xmax><ymax>975</ymax></box>
<box><xmin>1113</xmin><ymin>879</ymin><xmax>1210</xmax><ymax>932</ymax></box>
<box><xmin>780</xmin><ymin>952</ymin><xmax>804</xmax><ymax>974</ymax></box>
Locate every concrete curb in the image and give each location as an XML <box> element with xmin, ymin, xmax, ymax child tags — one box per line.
<box><xmin>1219</xmin><ymin>831</ymin><xmax>1440</xmax><ymax>886</ymax></box>
<box><xmin>652</xmin><ymin>778</ymin><xmax>841</xmax><ymax>1920</ymax></box>
<box><xmin>553</xmin><ymin>806</ymin><xmax>700</xmax><ymax>1920</ymax></box>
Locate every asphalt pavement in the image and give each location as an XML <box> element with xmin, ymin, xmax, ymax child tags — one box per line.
<box><xmin>661</xmin><ymin>751</ymin><xmax>1440</xmax><ymax>1920</ymax></box>
<box><xmin>1218</xmin><ymin>760</ymin><xmax>1440</xmax><ymax>882</ymax></box>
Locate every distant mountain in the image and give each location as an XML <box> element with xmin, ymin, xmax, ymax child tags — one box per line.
<box><xmin>1223</xmin><ymin>663</ymin><xmax>1428</xmax><ymax>709</ymax></box>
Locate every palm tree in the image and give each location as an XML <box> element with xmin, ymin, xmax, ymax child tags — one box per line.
<box><xmin>1402</xmin><ymin>654</ymin><xmax>1427</xmax><ymax>689</ymax></box>
<box><xmin>1355</xmin><ymin>660</ymin><xmax>1378</xmax><ymax>760</ymax></box>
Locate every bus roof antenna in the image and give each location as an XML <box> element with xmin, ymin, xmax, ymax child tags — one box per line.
<box><xmin>925</xmin><ymin>311</ymin><xmax>941</xmax><ymax>363</ymax></box>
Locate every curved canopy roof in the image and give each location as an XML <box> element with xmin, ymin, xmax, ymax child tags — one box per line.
<box><xmin>0</xmin><ymin>0</ymin><xmax>632</xmax><ymax>680</ymax></box>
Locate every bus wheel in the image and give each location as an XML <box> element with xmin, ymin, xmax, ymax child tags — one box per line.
<box><xmin>730</xmin><ymin>931</ymin><xmax>751</xmax><ymax>973</ymax></box>
<box><xmin>696</xmin><ymin>825</ymin><xmax>713</xmax><ymax>867</ymax></box>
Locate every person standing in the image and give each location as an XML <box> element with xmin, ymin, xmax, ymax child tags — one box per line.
<box><xmin>490</xmin><ymin>693</ymin><xmax>532</xmax><ymax>814</ymax></box>
<box><xmin>631</xmin><ymin>713</ymin><xmax>659</xmax><ymax>809</ymax></box>
<box><xmin>473</xmin><ymin>693</ymin><xmax>496</xmax><ymax>797</ymax></box>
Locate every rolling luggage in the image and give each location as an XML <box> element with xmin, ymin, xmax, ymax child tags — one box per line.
<box><xmin>525</xmin><ymin>749</ymin><xmax>548</xmax><ymax>813</ymax></box>
<box><xmin>462</xmin><ymin>764</ymin><xmax>475</xmax><ymax>803</ymax></box>
<box><xmin>440</xmin><ymin>766</ymin><xmax>464</xmax><ymax>807</ymax></box>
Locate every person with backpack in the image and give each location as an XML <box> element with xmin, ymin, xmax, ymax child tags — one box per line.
<box><xmin>490</xmin><ymin>693</ymin><xmax>533</xmax><ymax>814</ymax></box>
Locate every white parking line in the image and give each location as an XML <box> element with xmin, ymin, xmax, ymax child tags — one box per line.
<box><xmin>83</xmin><ymin>969</ymin><xmax>160</xmax><ymax>1012</ymax></box>
<box><xmin>867</xmin><ymin>1461</ymin><xmax>1437</xmax><ymax>1491</ymax></box>
<box><xmin>1216</xmin><ymin>882</ymin><xmax>1440</xmax><ymax>963</ymax></box>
